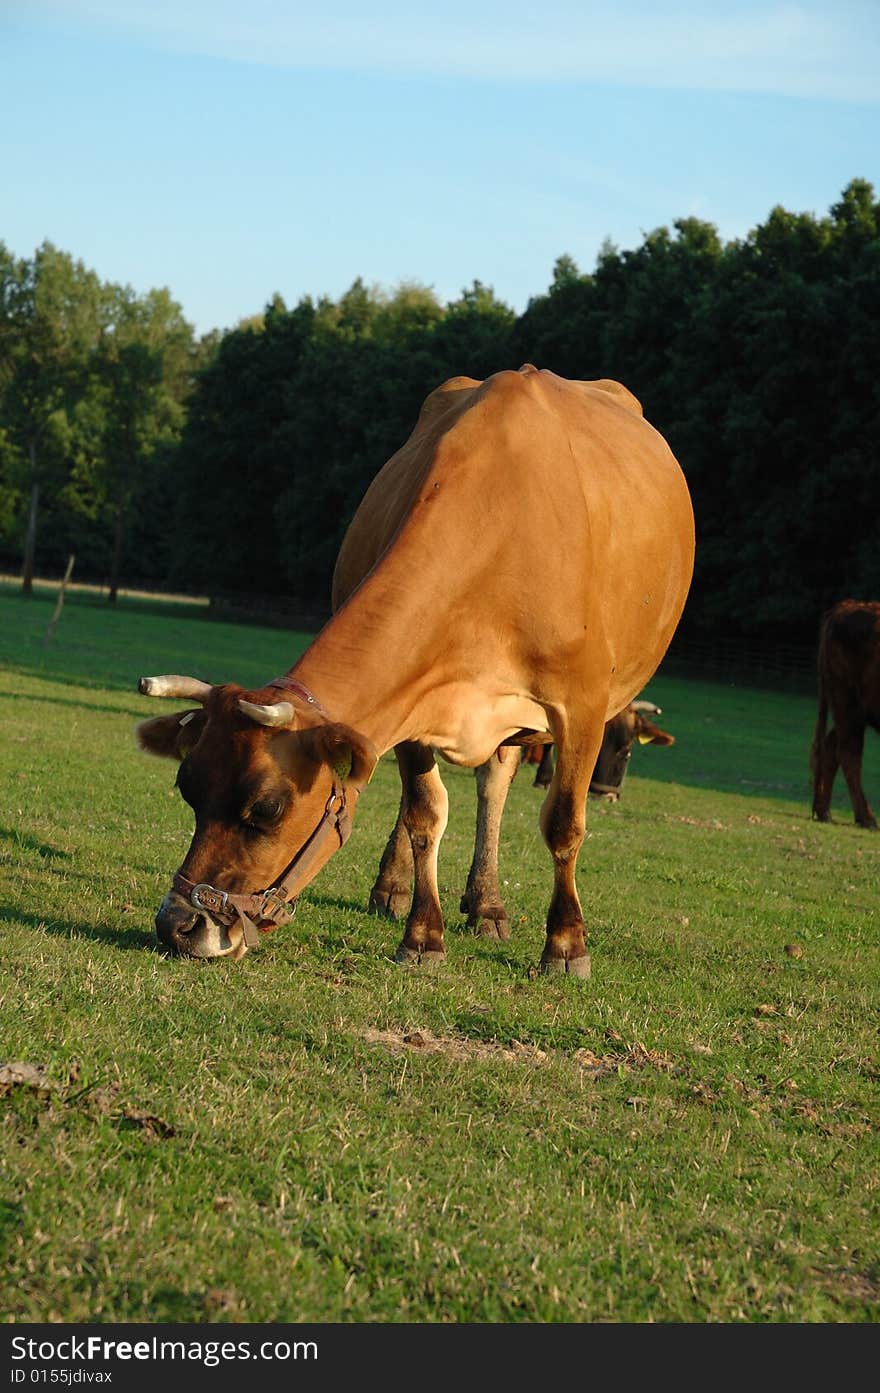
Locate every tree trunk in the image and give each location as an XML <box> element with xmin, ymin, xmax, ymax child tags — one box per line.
<box><xmin>108</xmin><ymin>499</ymin><xmax>126</xmax><ymax>604</ymax></box>
<box><xmin>21</xmin><ymin>444</ymin><xmax>39</xmax><ymax>596</ymax></box>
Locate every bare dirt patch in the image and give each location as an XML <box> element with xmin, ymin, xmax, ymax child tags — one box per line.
<box><xmin>815</xmin><ymin>1266</ymin><xmax>880</xmax><ymax>1308</ymax></box>
<box><xmin>0</xmin><ymin>1062</ymin><xmax>53</xmax><ymax>1095</ymax></box>
<box><xmin>362</xmin><ymin>1027</ymin><xmax>549</xmax><ymax>1065</ymax></box>
<box><xmin>0</xmin><ymin>1062</ymin><xmax>175</xmax><ymax>1140</ymax></box>
<box><xmin>360</xmin><ymin>1028</ymin><xmax>673</xmax><ymax>1078</ymax></box>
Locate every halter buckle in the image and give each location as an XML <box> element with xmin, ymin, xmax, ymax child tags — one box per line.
<box><xmin>260</xmin><ymin>890</ymin><xmax>297</xmax><ymax>924</ymax></box>
<box><xmin>191</xmin><ymin>882</ymin><xmax>228</xmax><ymax>914</ymax></box>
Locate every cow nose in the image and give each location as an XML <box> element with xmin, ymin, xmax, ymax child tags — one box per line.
<box><xmin>155</xmin><ymin>894</ymin><xmax>199</xmax><ymax>953</ymax></box>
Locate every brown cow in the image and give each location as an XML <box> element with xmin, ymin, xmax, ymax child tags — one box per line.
<box><xmin>810</xmin><ymin>598</ymin><xmax>880</xmax><ymax>829</ymax></box>
<box><xmin>137</xmin><ymin>366</ymin><xmax>694</xmax><ymax>976</ymax></box>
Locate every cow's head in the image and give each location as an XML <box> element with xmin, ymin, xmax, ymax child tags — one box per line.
<box><xmin>589</xmin><ymin>700</ymin><xmax>674</xmax><ymax>799</ymax></box>
<box><xmin>135</xmin><ymin>675</ymin><xmax>377</xmax><ymax>959</ymax></box>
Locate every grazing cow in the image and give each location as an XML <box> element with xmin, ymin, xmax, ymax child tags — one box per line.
<box><xmin>523</xmin><ymin>699</ymin><xmax>674</xmax><ymax>791</ymax></box>
<box><xmin>137</xmin><ymin>366</ymin><xmax>694</xmax><ymax>976</ymax></box>
<box><xmin>810</xmin><ymin>599</ymin><xmax>880</xmax><ymax>829</ymax></box>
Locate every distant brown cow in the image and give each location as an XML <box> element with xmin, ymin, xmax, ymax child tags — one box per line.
<box><xmin>810</xmin><ymin>599</ymin><xmax>880</xmax><ymax>829</ymax></box>
<box><xmin>524</xmin><ymin>699</ymin><xmax>674</xmax><ymax>792</ymax></box>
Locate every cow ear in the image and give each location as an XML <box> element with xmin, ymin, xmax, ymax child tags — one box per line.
<box><xmin>301</xmin><ymin>723</ymin><xmax>379</xmax><ymax>790</ymax></box>
<box><xmin>136</xmin><ymin>710</ymin><xmax>206</xmax><ymax>761</ymax></box>
<box><xmin>636</xmin><ymin>719</ymin><xmax>675</xmax><ymax>747</ymax></box>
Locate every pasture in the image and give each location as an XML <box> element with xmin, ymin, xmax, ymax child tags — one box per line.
<box><xmin>1</xmin><ymin>583</ymin><xmax>878</xmax><ymax>1324</ymax></box>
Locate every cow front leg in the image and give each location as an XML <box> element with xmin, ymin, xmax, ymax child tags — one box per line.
<box><xmin>460</xmin><ymin>745</ymin><xmax>520</xmax><ymax>939</ymax></box>
<box><xmin>369</xmin><ymin>788</ymin><xmax>413</xmax><ymax>919</ymax></box>
<box><xmin>811</xmin><ymin>728</ymin><xmax>838</xmax><ymax>822</ymax></box>
<box><xmin>538</xmin><ymin>716</ymin><xmax>605</xmax><ymax>979</ymax></box>
<box><xmin>393</xmin><ymin>742</ymin><xmax>450</xmax><ymax>967</ymax></box>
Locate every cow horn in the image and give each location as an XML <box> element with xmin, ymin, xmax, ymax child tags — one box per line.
<box><xmin>238</xmin><ymin>699</ymin><xmax>295</xmax><ymax>728</ymax></box>
<box><xmin>138</xmin><ymin>675</ymin><xmax>213</xmax><ymax>701</ymax></box>
<box><xmin>632</xmin><ymin>700</ymin><xmax>661</xmax><ymax>714</ymax></box>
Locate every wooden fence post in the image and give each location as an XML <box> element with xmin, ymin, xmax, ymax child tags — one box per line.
<box><xmin>44</xmin><ymin>554</ymin><xmax>75</xmax><ymax>645</ymax></box>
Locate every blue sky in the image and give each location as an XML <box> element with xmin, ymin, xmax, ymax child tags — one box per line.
<box><xmin>2</xmin><ymin>2</ymin><xmax>878</xmax><ymax>337</ymax></box>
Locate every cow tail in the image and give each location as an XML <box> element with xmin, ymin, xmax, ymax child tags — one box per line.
<box><xmin>809</xmin><ymin>619</ymin><xmax>829</xmax><ymax>781</ymax></box>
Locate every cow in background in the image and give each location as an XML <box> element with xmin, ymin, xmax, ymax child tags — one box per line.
<box><xmin>810</xmin><ymin>599</ymin><xmax>880</xmax><ymax>829</ymax></box>
<box><xmin>524</xmin><ymin>699</ymin><xmax>674</xmax><ymax>793</ymax></box>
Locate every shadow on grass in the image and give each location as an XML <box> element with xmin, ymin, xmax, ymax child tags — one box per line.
<box><xmin>0</xmin><ymin>688</ymin><xmax>144</xmax><ymax>718</ymax></box>
<box><xmin>305</xmin><ymin>890</ymin><xmax>542</xmax><ymax>976</ymax></box>
<box><xmin>463</xmin><ymin>942</ymin><xmax>530</xmax><ymax>974</ymax></box>
<box><xmin>306</xmin><ymin>890</ymin><xmax>375</xmax><ymax>916</ymax></box>
<box><xmin>104</xmin><ymin>1283</ymin><xmax>210</xmax><ymax>1323</ymax></box>
<box><xmin>0</xmin><ymin>1199</ymin><xmax>25</xmax><ymax>1243</ymax></box>
<box><xmin>6</xmin><ymin>906</ymin><xmax>157</xmax><ymax>953</ymax></box>
<box><xmin>0</xmin><ymin>826</ymin><xmax>72</xmax><ymax>860</ymax></box>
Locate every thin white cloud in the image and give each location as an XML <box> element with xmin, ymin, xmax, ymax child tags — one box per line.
<box><xmin>19</xmin><ymin>1</ymin><xmax>880</xmax><ymax>101</ymax></box>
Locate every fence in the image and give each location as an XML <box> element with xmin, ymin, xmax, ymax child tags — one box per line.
<box><xmin>662</xmin><ymin>629</ymin><xmax>817</xmax><ymax>693</ymax></box>
<box><xmin>207</xmin><ymin>591</ymin><xmax>330</xmax><ymax>632</ymax></box>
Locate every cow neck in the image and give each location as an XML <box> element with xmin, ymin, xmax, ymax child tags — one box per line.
<box><xmin>278</xmin><ymin>573</ymin><xmax>444</xmax><ymax>755</ymax></box>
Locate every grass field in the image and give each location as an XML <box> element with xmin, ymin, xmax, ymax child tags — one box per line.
<box><xmin>1</xmin><ymin>582</ymin><xmax>878</xmax><ymax>1324</ymax></box>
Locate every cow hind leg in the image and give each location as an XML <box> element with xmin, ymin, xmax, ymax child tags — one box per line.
<box><xmin>538</xmin><ymin>714</ymin><xmax>605</xmax><ymax>979</ymax></box>
<box><xmin>811</xmin><ymin>728</ymin><xmax>838</xmax><ymax>823</ymax></box>
<box><xmin>392</xmin><ymin>742</ymin><xmax>450</xmax><ymax>967</ymax></box>
<box><xmin>460</xmin><ymin>745</ymin><xmax>520</xmax><ymax>939</ymax></box>
<box><xmin>533</xmin><ymin>743</ymin><xmax>554</xmax><ymax>788</ymax></box>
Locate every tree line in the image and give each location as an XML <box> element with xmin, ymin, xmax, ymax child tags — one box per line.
<box><xmin>1</xmin><ymin>178</ymin><xmax>877</xmax><ymax>645</ymax></box>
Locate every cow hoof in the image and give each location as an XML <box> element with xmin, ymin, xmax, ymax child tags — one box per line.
<box><xmin>393</xmin><ymin>945</ymin><xmax>447</xmax><ymax>968</ymax></box>
<box><xmin>370</xmin><ymin>887</ymin><xmax>410</xmax><ymax>920</ymax></box>
<box><xmin>567</xmin><ymin>954</ymin><xmax>592</xmax><ymax>978</ymax></box>
<box><xmin>473</xmin><ymin>917</ymin><xmax>511</xmax><ymax>941</ymax></box>
<box><xmin>539</xmin><ymin>954</ymin><xmax>591</xmax><ymax>979</ymax></box>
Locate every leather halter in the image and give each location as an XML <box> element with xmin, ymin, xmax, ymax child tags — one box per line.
<box><xmin>171</xmin><ymin>676</ymin><xmax>351</xmax><ymax>949</ymax></box>
<box><xmin>266</xmin><ymin>673</ymin><xmax>336</xmax><ymax>719</ymax></box>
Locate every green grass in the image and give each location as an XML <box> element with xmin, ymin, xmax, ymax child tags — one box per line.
<box><xmin>1</xmin><ymin>583</ymin><xmax>878</xmax><ymax>1324</ymax></box>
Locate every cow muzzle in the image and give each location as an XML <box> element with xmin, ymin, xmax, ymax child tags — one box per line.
<box><xmin>155</xmin><ymin>892</ymin><xmax>249</xmax><ymax>960</ymax></box>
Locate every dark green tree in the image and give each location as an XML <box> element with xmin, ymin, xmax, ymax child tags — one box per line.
<box><xmin>0</xmin><ymin>241</ymin><xmax>103</xmax><ymax>591</ymax></box>
<box><xmin>95</xmin><ymin>285</ymin><xmax>195</xmax><ymax>601</ymax></box>
<box><xmin>166</xmin><ymin>295</ymin><xmax>319</xmax><ymax>597</ymax></box>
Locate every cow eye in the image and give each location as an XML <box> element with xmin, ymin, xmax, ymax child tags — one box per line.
<box><xmin>246</xmin><ymin>797</ymin><xmax>285</xmax><ymax>827</ymax></box>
